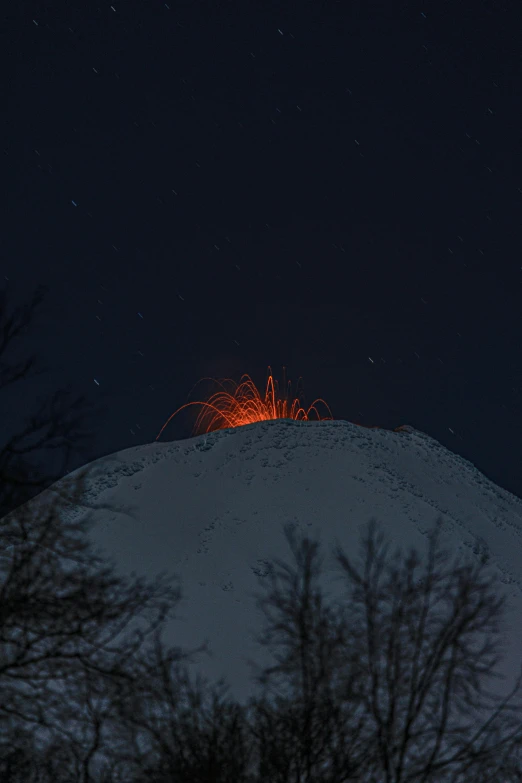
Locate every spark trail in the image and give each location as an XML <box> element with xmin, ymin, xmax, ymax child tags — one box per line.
<box><xmin>156</xmin><ymin>366</ymin><xmax>334</xmax><ymax>439</ymax></box>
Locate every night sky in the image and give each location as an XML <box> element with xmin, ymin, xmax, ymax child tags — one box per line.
<box><xmin>7</xmin><ymin>1</ymin><xmax>522</xmax><ymax>501</ymax></box>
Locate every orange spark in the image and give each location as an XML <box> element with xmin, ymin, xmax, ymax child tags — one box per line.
<box><xmin>156</xmin><ymin>366</ymin><xmax>334</xmax><ymax>440</ymax></box>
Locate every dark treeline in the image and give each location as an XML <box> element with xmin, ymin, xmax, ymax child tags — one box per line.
<box><xmin>1</xmin><ymin>287</ymin><xmax>522</xmax><ymax>783</ymax></box>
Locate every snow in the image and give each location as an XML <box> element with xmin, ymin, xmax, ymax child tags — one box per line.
<box><xmin>51</xmin><ymin>418</ymin><xmax>522</xmax><ymax>704</ymax></box>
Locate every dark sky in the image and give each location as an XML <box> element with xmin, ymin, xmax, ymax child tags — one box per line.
<box><xmin>6</xmin><ymin>1</ymin><xmax>522</xmax><ymax>501</ymax></box>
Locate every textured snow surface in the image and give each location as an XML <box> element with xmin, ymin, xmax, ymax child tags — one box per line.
<box><xmin>44</xmin><ymin>419</ymin><xmax>522</xmax><ymax>703</ymax></box>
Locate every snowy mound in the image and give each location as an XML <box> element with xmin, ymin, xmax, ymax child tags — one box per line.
<box><xmin>44</xmin><ymin>419</ymin><xmax>522</xmax><ymax>702</ymax></box>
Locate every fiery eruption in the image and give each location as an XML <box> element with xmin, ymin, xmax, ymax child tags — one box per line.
<box><xmin>156</xmin><ymin>366</ymin><xmax>334</xmax><ymax>440</ymax></box>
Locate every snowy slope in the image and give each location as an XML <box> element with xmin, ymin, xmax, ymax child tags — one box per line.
<box><xmin>46</xmin><ymin>419</ymin><xmax>522</xmax><ymax>703</ymax></box>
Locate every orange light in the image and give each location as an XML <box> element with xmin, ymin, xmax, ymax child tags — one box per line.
<box><xmin>156</xmin><ymin>366</ymin><xmax>334</xmax><ymax>440</ymax></box>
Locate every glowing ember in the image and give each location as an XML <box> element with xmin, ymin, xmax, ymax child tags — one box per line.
<box><xmin>156</xmin><ymin>366</ymin><xmax>333</xmax><ymax>440</ymax></box>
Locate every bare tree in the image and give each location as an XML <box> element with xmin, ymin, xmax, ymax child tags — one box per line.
<box><xmin>0</xmin><ymin>461</ymin><xmax>189</xmax><ymax>779</ymax></box>
<box><xmin>102</xmin><ymin>625</ymin><xmax>254</xmax><ymax>782</ymax></box>
<box><xmin>102</xmin><ymin>525</ymin><xmax>370</xmax><ymax>783</ymax></box>
<box><xmin>335</xmin><ymin>519</ymin><xmax>522</xmax><ymax>782</ymax></box>
<box><xmin>0</xmin><ymin>284</ymin><xmax>246</xmax><ymax>782</ymax></box>
<box><xmin>244</xmin><ymin>524</ymin><xmax>375</xmax><ymax>782</ymax></box>
<box><xmin>67</xmin><ymin>519</ymin><xmax>522</xmax><ymax>783</ymax></box>
<box><xmin>245</xmin><ymin>519</ymin><xmax>522</xmax><ymax>782</ymax></box>
<box><xmin>0</xmin><ymin>286</ymin><xmax>190</xmax><ymax>781</ymax></box>
<box><xmin>0</xmin><ymin>283</ymin><xmax>101</xmax><ymax>519</ymax></box>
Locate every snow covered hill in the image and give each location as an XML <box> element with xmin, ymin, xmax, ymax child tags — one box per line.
<box><xmin>45</xmin><ymin>418</ymin><xmax>522</xmax><ymax>703</ymax></box>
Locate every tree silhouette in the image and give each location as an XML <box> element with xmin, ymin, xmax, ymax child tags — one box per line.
<box><xmin>0</xmin><ymin>286</ymin><xmax>186</xmax><ymax>781</ymax></box>
<box><xmin>103</xmin><ymin>520</ymin><xmax>522</xmax><ymax>782</ymax></box>
<box><xmin>101</xmin><ymin>626</ymin><xmax>253</xmax><ymax>782</ymax></box>
<box><xmin>244</xmin><ymin>525</ymin><xmax>373</xmax><ymax>782</ymax></box>
<box><xmin>0</xmin><ymin>283</ymin><xmax>101</xmax><ymax>519</ymax></box>
<box><xmin>243</xmin><ymin>520</ymin><xmax>522</xmax><ymax>782</ymax></box>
